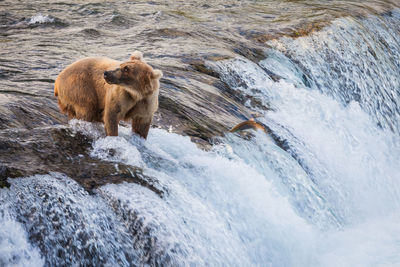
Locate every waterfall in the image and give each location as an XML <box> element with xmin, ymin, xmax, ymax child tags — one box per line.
<box><xmin>266</xmin><ymin>10</ymin><xmax>400</xmax><ymax>134</ymax></box>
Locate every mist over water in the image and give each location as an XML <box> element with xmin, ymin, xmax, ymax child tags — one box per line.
<box><xmin>1</xmin><ymin>1</ymin><xmax>400</xmax><ymax>266</ymax></box>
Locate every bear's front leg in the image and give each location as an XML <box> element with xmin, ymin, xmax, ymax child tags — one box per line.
<box><xmin>132</xmin><ymin>116</ymin><xmax>152</xmax><ymax>139</ymax></box>
<box><xmin>104</xmin><ymin>107</ymin><xmax>120</xmax><ymax>136</ymax></box>
<box><xmin>104</xmin><ymin>94</ymin><xmax>121</xmax><ymax>136</ymax></box>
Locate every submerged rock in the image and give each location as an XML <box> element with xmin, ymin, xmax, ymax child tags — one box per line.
<box><xmin>152</xmin><ymin>64</ymin><xmax>254</xmax><ymax>148</ymax></box>
<box><xmin>0</xmin><ymin>126</ymin><xmax>166</xmax><ymax>196</ymax></box>
<box><xmin>0</xmin><ymin>93</ymin><xmax>66</xmax><ymax>130</ymax></box>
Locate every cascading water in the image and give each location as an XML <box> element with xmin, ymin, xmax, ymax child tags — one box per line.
<box><xmin>1</xmin><ymin>4</ymin><xmax>400</xmax><ymax>267</ymax></box>
<box><xmin>208</xmin><ymin>9</ymin><xmax>400</xmax><ymax>265</ymax></box>
<box><xmin>266</xmin><ymin>11</ymin><xmax>400</xmax><ymax>133</ymax></box>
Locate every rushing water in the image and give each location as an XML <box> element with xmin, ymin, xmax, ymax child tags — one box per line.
<box><xmin>1</xmin><ymin>1</ymin><xmax>400</xmax><ymax>266</ymax></box>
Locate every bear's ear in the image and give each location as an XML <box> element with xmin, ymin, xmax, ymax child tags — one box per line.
<box><xmin>151</xmin><ymin>69</ymin><xmax>163</xmax><ymax>80</ymax></box>
<box><xmin>130</xmin><ymin>51</ymin><xmax>143</xmax><ymax>61</ymax></box>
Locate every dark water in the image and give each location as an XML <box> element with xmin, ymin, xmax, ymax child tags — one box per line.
<box><xmin>1</xmin><ymin>1</ymin><xmax>400</xmax><ymax>266</ymax></box>
<box><xmin>1</xmin><ymin>0</ymin><xmax>399</xmax><ymax>95</ymax></box>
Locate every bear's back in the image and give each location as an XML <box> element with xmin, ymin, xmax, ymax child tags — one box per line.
<box><xmin>55</xmin><ymin>57</ymin><xmax>121</xmax><ymax>119</ymax></box>
<box><xmin>58</xmin><ymin>57</ymin><xmax>120</xmax><ymax>82</ymax></box>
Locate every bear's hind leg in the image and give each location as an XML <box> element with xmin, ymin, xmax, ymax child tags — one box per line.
<box><xmin>74</xmin><ymin>105</ymin><xmax>98</xmax><ymax>122</ymax></box>
<box><xmin>57</xmin><ymin>98</ymin><xmax>68</xmax><ymax>114</ymax></box>
<box><xmin>57</xmin><ymin>98</ymin><xmax>78</xmax><ymax>120</ymax></box>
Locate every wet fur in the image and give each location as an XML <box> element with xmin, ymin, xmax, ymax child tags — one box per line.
<box><xmin>54</xmin><ymin>51</ymin><xmax>162</xmax><ymax>138</ymax></box>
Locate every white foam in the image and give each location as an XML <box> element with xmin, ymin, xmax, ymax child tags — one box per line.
<box><xmin>267</xmin><ymin>12</ymin><xmax>400</xmax><ymax>133</ymax></box>
<box><xmin>0</xmin><ymin>211</ymin><xmax>44</xmax><ymax>267</ymax></box>
<box><xmin>266</xmin><ymin>82</ymin><xmax>400</xmax><ymax>222</ymax></box>
<box><xmin>318</xmin><ymin>214</ymin><xmax>400</xmax><ymax>267</ymax></box>
<box><xmin>211</xmin><ymin>54</ymin><xmax>400</xmax><ymax>221</ymax></box>
<box><xmin>0</xmin><ymin>173</ymin><xmax>141</xmax><ymax>266</ymax></box>
<box><xmin>28</xmin><ymin>14</ymin><xmax>54</xmax><ymax>24</ymax></box>
<box><xmin>89</xmin><ymin>127</ymin><xmax>316</xmax><ymax>265</ymax></box>
<box><xmin>209</xmin><ymin>49</ymin><xmax>400</xmax><ymax>265</ymax></box>
<box><xmin>208</xmin><ymin>56</ymin><xmax>278</xmax><ymax>108</ymax></box>
<box><xmin>91</xmin><ymin>136</ymin><xmax>143</xmax><ymax>167</ymax></box>
<box><xmin>68</xmin><ymin>119</ymin><xmax>104</xmax><ymax>139</ymax></box>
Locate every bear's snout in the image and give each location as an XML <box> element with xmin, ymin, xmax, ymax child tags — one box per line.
<box><xmin>104</xmin><ymin>71</ymin><xmax>115</xmax><ymax>84</ymax></box>
<box><xmin>104</xmin><ymin>71</ymin><xmax>110</xmax><ymax>80</ymax></box>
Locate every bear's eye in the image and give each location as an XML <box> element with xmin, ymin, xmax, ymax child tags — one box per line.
<box><xmin>123</xmin><ymin>66</ymin><xmax>129</xmax><ymax>72</ymax></box>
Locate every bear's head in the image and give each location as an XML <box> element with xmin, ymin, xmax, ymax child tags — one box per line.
<box><xmin>104</xmin><ymin>51</ymin><xmax>162</xmax><ymax>96</ymax></box>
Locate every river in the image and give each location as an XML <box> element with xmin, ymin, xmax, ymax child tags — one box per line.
<box><xmin>1</xmin><ymin>1</ymin><xmax>400</xmax><ymax>266</ymax></box>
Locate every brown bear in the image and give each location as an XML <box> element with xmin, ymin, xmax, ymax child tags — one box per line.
<box><xmin>54</xmin><ymin>51</ymin><xmax>162</xmax><ymax>138</ymax></box>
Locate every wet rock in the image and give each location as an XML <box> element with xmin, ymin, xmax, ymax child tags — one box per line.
<box><xmin>0</xmin><ymin>127</ymin><xmax>166</xmax><ymax>197</ymax></box>
<box><xmin>212</xmin><ymin>79</ymin><xmax>270</xmax><ymax>111</ymax></box>
<box><xmin>0</xmin><ymin>92</ymin><xmax>67</xmax><ymax>129</ymax></box>
<box><xmin>233</xmin><ymin>44</ymin><xmax>266</xmax><ymax>63</ymax></box>
<box><xmin>0</xmin><ymin>166</ymin><xmax>11</xmax><ymax>188</ymax></box>
<box><xmin>187</xmin><ymin>59</ymin><xmax>221</xmax><ymax>78</ymax></box>
<box><xmin>185</xmin><ymin>54</ymin><xmax>233</xmax><ymax>78</ymax></box>
<box><xmin>153</xmin><ymin>67</ymin><xmax>253</xmax><ymax>148</ymax></box>
<box><xmin>157</xmin><ymin>95</ymin><xmax>227</xmax><ymax>140</ymax></box>
<box><xmin>249</xmin><ymin>21</ymin><xmax>330</xmax><ymax>42</ymax></box>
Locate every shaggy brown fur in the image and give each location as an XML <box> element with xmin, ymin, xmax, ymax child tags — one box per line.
<box><xmin>54</xmin><ymin>51</ymin><xmax>162</xmax><ymax>138</ymax></box>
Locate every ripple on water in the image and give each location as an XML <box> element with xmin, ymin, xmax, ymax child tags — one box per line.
<box><xmin>78</xmin><ymin>28</ymin><xmax>102</xmax><ymax>38</ymax></box>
